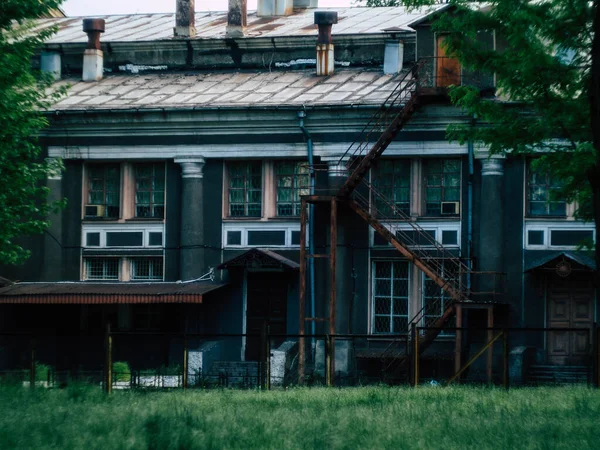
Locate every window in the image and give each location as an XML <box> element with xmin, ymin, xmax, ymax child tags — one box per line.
<box><xmin>424</xmin><ymin>159</ymin><xmax>460</xmax><ymax>216</ymax></box>
<box><xmin>131</xmin><ymin>258</ymin><xmax>163</xmax><ymax>281</ymax></box>
<box><xmin>84</xmin><ymin>258</ymin><xmax>120</xmax><ymax>280</ymax></box>
<box><xmin>527</xmin><ymin>165</ymin><xmax>566</xmax><ymax>216</ymax></box>
<box><xmin>228</xmin><ymin>161</ymin><xmax>262</xmax><ymax>217</ymax></box>
<box><xmin>373</xmin><ymin>160</ymin><xmax>411</xmax><ymax>215</ymax></box>
<box><xmin>275</xmin><ymin>161</ymin><xmax>309</xmax><ymax>216</ymax></box>
<box><xmin>135</xmin><ymin>163</ymin><xmax>165</xmax><ymax>218</ymax></box>
<box><xmin>86</xmin><ymin>164</ymin><xmax>120</xmax><ymax>218</ymax></box>
<box><xmin>422</xmin><ymin>264</ymin><xmax>457</xmax><ymax>333</ymax></box>
<box><xmin>372</xmin><ymin>261</ymin><xmax>409</xmax><ymax>334</ymax></box>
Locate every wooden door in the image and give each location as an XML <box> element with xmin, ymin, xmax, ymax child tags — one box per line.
<box><xmin>436</xmin><ymin>35</ymin><xmax>461</xmax><ymax>87</ymax></box>
<box><xmin>245</xmin><ymin>272</ymin><xmax>288</xmax><ymax>361</ymax></box>
<box><xmin>547</xmin><ymin>275</ymin><xmax>594</xmax><ymax>365</ymax></box>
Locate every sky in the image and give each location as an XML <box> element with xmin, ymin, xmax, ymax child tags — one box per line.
<box><xmin>62</xmin><ymin>0</ymin><xmax>355</xmax><ymax>16</ymax></box>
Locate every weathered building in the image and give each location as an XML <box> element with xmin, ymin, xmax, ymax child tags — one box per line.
<box><xmin>0</xmin><ymin>2</ymin><xmax>595</xmax><ymax>385</ymax></box>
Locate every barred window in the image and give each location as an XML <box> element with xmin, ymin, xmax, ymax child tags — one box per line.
<box><xmin>527</xmin><ymin>164</ymin><xmax>566</xmax><ymax>216</ymax></box>
<box><xmin>372</xmin><ymin>261</ymin><xmax>409</xmax><ymax>333</ymax></box>
<box><xmin>228</xmin><ymin>161</ymin><xmax>262</xmax><ymax>217</ymax></box>
<box><xmin>275</xmin><ymin>161</ymin><xmax>310</xmax><ymax>216</ymax></box>
<box><xmin>373</xmin><ymin>160</ymin><xmax>411</xmax><ymax>216</ymax></box>
<box><xmin>422</xmin><ymin>264</ymin><xmax>457</xmax><ymax>334</ymax></box>
<box><xmin>424</xmin><ymin>159</ymin><xmax>460</xmax><ymax>216</ymax></box>
<box><xmin>87</xmin><ymin>164</ymin><xmax>120</xmax><ymax>218</ymax></box>
<box><xmin>135</xmin><ymin>163</ymin><xmax>165</xmax><ymax>219</ymax></box>
<box><xmin>131</xmin><ymin>258</ymin><xmax>163</xmax><ymax>281</ymax></box>
<box><xmin>85</xmin><ymin>258</ymin><xmax>119</xmax><ymax>280</ymax></box>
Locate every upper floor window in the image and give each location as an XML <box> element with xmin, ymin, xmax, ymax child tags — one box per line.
<box><xmin>424</xmin><ymin>159</ymin><xmax>460</xmax><ymax>216</ymax></box>
<box><xmin>275</xmin><ymin>161</ymin><xmax>310</xmax><ymax>216</ymax></box>
<box><xmin>85</xmin><ymin>257</ymin><xmax>120</xmax><ymax>280</ymax></box>
<box><xmin>228</xmin><ymin>161</ymin><xmax>262</xmax><ymax>217</ymax></box>
<box><xmin>83</xmin><ymin>256</ymin><xmax>164</xmax><ymax>281</ymax></box>
<box><xmin>135</xmin><ymin>163</ymin><xmax>165</xmax><ymax>219</ymax></box>
<box><xmin>131</xmin><ymin>257</ymin><xmax>163</xmax><ymax>281</ymax></box>
<box><xmin>372</xmin><ymin>261</ymin><xmax>409</xmax><ymax>334</ymax></box>
<box><xmin>527</xmin><ymin>164</ymin><xmax>566</xmax><ymax>217</ymax></box>
<box><xmin>372</xmin><ymin>159</ymin><xmax>411</xmax><ymax>216</ymax></box>
<box><xmin>87</xmin><ymin>164</ymin><xmax>120</xmax><ymax>218</ymax></box>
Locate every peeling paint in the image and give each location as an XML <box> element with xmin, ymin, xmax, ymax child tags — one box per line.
<box><xmin>118</xmin><ymin>64</ymin><xmax>169</xmax><ymax>74</ymax></box>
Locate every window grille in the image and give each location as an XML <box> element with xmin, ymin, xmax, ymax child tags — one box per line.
<box><xmin>372</xmin><ymin>261</ymin><xmax>409</xmax><ymax>333</ymax></box>
<box><xmin>228</xmin><ymin>161</ymin><xmax>262</xmax><ymax>217</ymax></box>
<box><xmin>135</xmin><ymin>163</ymin><xmax>165</xmax><ymax>218</ymax></box>
<box><xmin>131</xmin><ymin>258</ymin><xmax>163</xmax><ymax>281</ymax></box>
<box><xmin>87</xmin><ymin>164</ymin><xmax>121</xmax><ymax>218</ymax></box>
<box><xmin>85</xmin><ymin>258</ymin><xmax>120</xmax><ymax>280</ymax></box>
<box><xmin>372</xmin><ymin>159</ymin><xmax>411</xmax><ymax>215</ymax></box>
<box><xmin>422</xmin><ymin>263</ymin><xmax>457</xmax><ymax>334</ymax></box>
<box><xmin>527</xmin><ymin>164</ymin><xmax>566</xmax><ymax>216</ymax></box>
<box><xmin>275</xmin><ymin>161</ymin><xmax>309</xmax><ymax>216</ymax></box>
<box><xmin>424</xmin><ymin>159</ymin><xmax>460</xmax><ymax>216</ymax></box>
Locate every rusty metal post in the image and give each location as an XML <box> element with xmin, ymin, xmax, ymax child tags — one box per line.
<box><xmin>265</xmin><ymin>326</ymin><xmax>271</xmax><ymax>391</ymax></box>
<box><xmin>105</xmin><ymin>323</ymin><xmax>112</xmax><ymax>395</ymax></box>
<box><xmin>329</xmin><ymin>198</ymin><xmax>337</xmax><ymax>386</ymax></box>
<box><xmin>298</xmin><ymin>198</ymin><xmax>308</xmax><ymax>385</ymax></box>
<box><xmin>503</xmin><ymin>329</ymin><xmax>509</xmax><ymax>390</ymax></box>
<box><xmin>413</xmin><ymin>323</ymin><xmax>419</xmax><ymax>387</ymax></box>
<box><xmin>326</xmin><ymin>334</ymin><xmax>335</xmax><ymax>387</ymax></box>
<box><xmin>29</xmin><ymin>338</ymin><xmax>36</xmax><ymax>389</ymax></box>
<box><xmin>183</xmin><ymin>334</ymin><xmax>188</xmax><ymax>390</ymax></box>
<box><xmin>454</xmin><ymin>304</ymin><xmax>462</xmax><ymax>383</ymax></box>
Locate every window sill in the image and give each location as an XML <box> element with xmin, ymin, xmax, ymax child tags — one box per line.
<box><xmin>125</xmin><ymin>218</ymin><xmax>165</xmax><ymax>222</ymax></box>
<box><xmin>83</xmin><ymin>217</ymin><xmax>121</xmax><ymax>222</ymax></box>
<box><xmin>525</xmin><ymin>216</ymin><xmax>569</xmax><ymax>220</ymax></box>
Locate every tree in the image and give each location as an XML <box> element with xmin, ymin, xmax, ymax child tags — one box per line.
<box><xmin>365</xmin><ymin>0</ymin><xmax>599</xmax><ymax>285</ymax></box>
<box><xmin>0</xmin><ymin>0</ymin><xmax>66</xmax><ymax>265</ymax></box>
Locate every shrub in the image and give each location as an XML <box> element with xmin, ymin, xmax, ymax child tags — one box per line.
<box><xmin>113</xmin><ymin>361</ymin><xmax>131</xmax><ymax>382</ymax></box>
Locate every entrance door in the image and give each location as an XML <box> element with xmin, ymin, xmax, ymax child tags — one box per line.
<box><xmin>547</xmin><ymin>274</ymin><xmax>594</xmax><ymax>365</ymax></box>
<box><xmin>436</xmin><ymin>35</ymin><xmax>461</xmax><ymax>87</ymax></box>
<box><xmin>245</xmin><ymin>272</ymin><xmax>288</xmax><ymax>361</ymax></box>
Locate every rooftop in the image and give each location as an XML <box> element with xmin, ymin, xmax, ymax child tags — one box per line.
<box><xmin>34</xmin><ymin>6</ymin><xmax>445</xmax><ymax>44</ymax></box>
<box><xmin>51</xmin><ymin>67</ymin><xmax>412</xmax><ymax>111</ymax></box>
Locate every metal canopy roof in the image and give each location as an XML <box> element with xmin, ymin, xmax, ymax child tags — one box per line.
<box><xmin>218</xmin><ymin>248</ymin><xmax>300</xmax><ymax>270</ymax></box>
<box><xmin>0</xmin><ymin>281</ymin><xmax>226</xmax><ymax>304</ymax></box>
<box><xmin>524</xmin><ymin>252</ymin><xmax>596</xmax><ymax>273</ymax></box>
<box><xmin>33</xmin><ymin>6</ymin><xmax>446</xmax><ymax>44</ymax></box>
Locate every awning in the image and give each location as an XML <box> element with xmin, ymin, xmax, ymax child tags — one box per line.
<box><xmin>0</xmin><ymin>281</ymin><xmax>226</xmax><ymax>304</ymax></box>
<box><xmin>524</xmin><ymin>252</ymin><xmax>596</xmax><ymax>273</ymax></box>
<box><xmin>218</xmin><ymin>248</ymin><xmax>300</xmax><ymax>271</ymax></box>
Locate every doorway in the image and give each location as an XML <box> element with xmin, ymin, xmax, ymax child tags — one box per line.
<box><xmin>546</xmin><ymin>274</ymin><xmax>594</xmax><ymax>365</ymax></box>
<box><xmin>245</xmin><ymin>272</ymin><xmax>288</xmax><ymax>361</ymax></box>
<box><xmin>436</xmin><ymin>35</ymin><xmax>461</xmax><ymax>87</ymax></box>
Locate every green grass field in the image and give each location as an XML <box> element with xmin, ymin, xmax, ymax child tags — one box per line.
<box><xmin>0</xmin><ymin>385</ymin><xmax>598</xmax><ymax>449</ymax></box>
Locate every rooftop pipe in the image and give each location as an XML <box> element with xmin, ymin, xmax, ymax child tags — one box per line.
<box><xmin>82</xmin><ymin>18</ymin><xmax>105</xmax><ymax>82</ymax></box>
<box><xmin>314</xmin><ymin>11</ymin><xmax>337</xmax><ymax>76</ymax></box>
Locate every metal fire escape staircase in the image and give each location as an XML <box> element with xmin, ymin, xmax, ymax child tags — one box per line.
<box><xmin>333</xmin><ymin>60</ymin><xmax>472</xmax><ymax>358</ymax></box>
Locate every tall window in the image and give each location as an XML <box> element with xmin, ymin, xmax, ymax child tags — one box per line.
<box><xmin>372</xmin><ymin>159</ymin><xmax>411</xmax><ymax>215</ymax></box>
<box><xmin>527</xmin><ymin>164</ymin><xmax>566</xmax><ymax>216</ymax></box>
<box><xmin>84</xmin><ymin>258</ymin><xmax>120</xmax><ymax>280</ymax></box>
<box><xmin>372</xmin><ymin>261</ymin><xmax>409</xmax><ymax>333</ymax></box>
<box><xmin>135</xmin><ymin>163</ymin><xmax>165</xmax><ymax>218</ymax></box>
<box><xmin>424</xmin><ymin>159</ymin><xmax>460</xmax><ymax>216</ymax></box>
<box><xmin>228</xmin><ymin>161</ymin><xmax>262</xmax><ymax>217</ymax></box>
<box><xmin>131</xmin><ymin>258</ymin><xmax>163</xmax><ymax>281</ymax></box>
<box><xmin>275</xmin><ymin>161</ymin><xmax>310</xmax><ymax>216</ymax></box>
<box><xmin>422</xmin><ymin>264</ymin><xmax>457</xmax><ymax>334</ymax></box>
<box><xmin>87</xmin><ymin>164</ymin><xmax>120</xmax><ymax>218</ymax></box>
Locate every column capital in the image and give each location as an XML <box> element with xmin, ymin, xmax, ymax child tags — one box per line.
<box><xmin>175</xmin><ymin>156</ymin><xmax>205</xmax><ymax>179</ymax></box>
<box><xmin>480</xmin><ymin>158</ymin><xmax>505</xmax><ymax>176</ymax></box>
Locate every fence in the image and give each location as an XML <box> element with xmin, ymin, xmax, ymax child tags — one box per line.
<box><xmin>0</xmin><ymin>327</ymin><xmax>597</xmax><ymax>392</ymax></box>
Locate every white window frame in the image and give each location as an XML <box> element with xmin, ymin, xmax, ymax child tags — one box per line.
<box><xmin>223</xmin><ymin>221</ymin><xmax>303</xmax><ymax>248</ymax></box>
<box><xmin>371</xmin><ymin>260</ymin><xmax>411</xmax><ymax>335</ymax></box>
<box><xmin>370</xmin><ymin>221</ymin><xmax>461</xmax><ymax>248</ymax></box>
<box><xmin>524</xmin><ymin>220</ymin><xmax>596</xmax><ymax>250</ymax></box>
<box><xmin>82</xmin><ymin>223</ymin><xmax>165</xmax><ymax>249</ymax></box>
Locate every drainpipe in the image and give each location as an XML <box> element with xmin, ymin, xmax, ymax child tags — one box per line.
<box><xmin>298</xmin><ymin>110</ymin><xmax>316</xmax><ymax>353</ymax></box>
<box><xmin>467</xmin><ymin>114</ymin><xmax>476</xmax><ymax>291</ymax></box>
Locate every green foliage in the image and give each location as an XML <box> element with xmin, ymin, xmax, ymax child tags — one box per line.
<box><xmin>0</xmin><ymin>0</ymin><xmax>66</xmax><ymax>265</ymax></box>
<box><xmin>112</xmin><ymin>361</ymin><xmax>131</xmax><ymax>382</ymax></box>
<box><xmin>0</xmin><ymin>386</ymin><xmax>598</xmax><ymax>449</ymax></box>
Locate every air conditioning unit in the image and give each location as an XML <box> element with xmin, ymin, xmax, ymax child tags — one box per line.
<box><xmin>441</xmin><ymin>202</ymin><xmax>460</xmax><ymax>215</ymax></box>
<box><xmin>85</xmin><ymin>204</ymin><xmax>106</xmax><ymax>217</ymax></box>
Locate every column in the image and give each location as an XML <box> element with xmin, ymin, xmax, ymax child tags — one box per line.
<box><xmin>478</xmin><ymin>157</ymin><xmax>504</xmax><ymax>294</ymax></box>
<box><xmin>42</xmin><ymin>158</ymin><xmax>63</xmax><ymax>281</ymax></box>
<box><xmin>175</xmin><ymin>156</ymin><xmax>205</xmax><ymax>281</ymax></box>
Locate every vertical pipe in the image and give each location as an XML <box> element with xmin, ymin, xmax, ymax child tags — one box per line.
<box><xmin>30</xmin><ymin>338</ymin><xmax>36</xmax><ymax>389</ymax></box>
<box><xmin>503</xmin><ymin>329</ymin><xmax>509</xmax><ymax>390</ymax></box>
<box><xmin>487</xmin><ymin>306</ymin><xmax>494</xmax><ymax>384</ymax></box>
<box><xmin>413</xmin><ymin>324</ymin><xmax>419</xmax><ymax>387</ymax></box>
<box><xmin>467</xmin><ymin>134</ymin><xmax>474</xmax><ymax>291</ymax></box>
<box><xmin>105</xmin><ymin>323</ymin><xmax>112</xmax><ymax>395</ymax></box>
<box><xmin>454</xmin><ymin>304</ymin><xmax>462</xmax><ymax>382</ymax></box>
<box><xmin>183</xmin><ymin>334</ymin><xmax>188</xmax><ymax>390</ymax></box>
<box><xmin>329</xmin><ymin>198</ymin><xmax>337</xmax><ymax>386</ymax></box>
<box><xmin>266</xmin><ymin>326</ymin><xmax>271</xmax><ymax>390</ymax></box>
<box><xmin>595</xmin><ymin>324</ymin><xmax>599</xmax><ymax>388</ymax></box>
<box><xmin>298</xmin><ymin>198</ymin><xmax>308</xmax><ymax>385</ymax></box>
